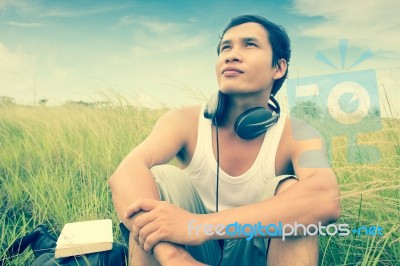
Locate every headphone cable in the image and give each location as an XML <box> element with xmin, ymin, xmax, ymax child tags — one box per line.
<box><xmin>215</xmin><ymin>120</ymin><xmax>225</xmax><ymax>266</ymax></box>
<box><xmin>215</xmin><ymin>121</ymin><xmax>220</xmax><ymax>213</ymax></box>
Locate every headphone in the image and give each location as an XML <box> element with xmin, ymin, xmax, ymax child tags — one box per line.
<box><xmin>204</xmin><ymin>91</ymin><xmax>281</xmax><ymax>139</ymax></box>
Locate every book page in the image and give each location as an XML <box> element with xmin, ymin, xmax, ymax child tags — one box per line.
<box><xmin>57</xmin><ymin>219</ymin><xmax>113</xmax><ymax>246</ymax></box>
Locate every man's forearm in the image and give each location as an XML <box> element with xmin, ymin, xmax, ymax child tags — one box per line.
<box><xmin>108</xmin><ymin>160</ymin><xmax>195</xmax><ymax>264</ymax></box>
<box><xmin>199</xmin><ymin>175</ymin><xmax>340</xmax><ymax>241</ymax></box>
<box><xmin>109</xmin><ymin>160</ymin><xmax>160</xmax><ymax>229</ymax></box>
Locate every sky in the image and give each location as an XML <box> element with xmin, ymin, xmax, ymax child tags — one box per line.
<box><xmin>0</xmin><ymin>0</ymin><xmax>399</xmax><ymax>117</ymax></box>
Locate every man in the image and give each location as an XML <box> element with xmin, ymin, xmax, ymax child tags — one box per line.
<box><xmin>109</xmin><ymin>15</ymin><xmax>340</xmax><ymax>265</ymax></box>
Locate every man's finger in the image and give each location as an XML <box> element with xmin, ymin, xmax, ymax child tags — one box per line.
<box><xmin>138</xmin><ymin>221</ymin><xmax>160</xmax><ymax>251</ymax></box>
<box><xmin>133</xmin><ymin>210</ymin><xmax>159</xmax><ymax>230</ymax></box>
<box><xmin>125</xmin><ymin>198</ymin><xmax>161</xmax><ymax>218</ymax></box>
<box><xmin>144</xmin><ymin>229</ymin><xmax>165</xmax><ymax>253</ymax></box>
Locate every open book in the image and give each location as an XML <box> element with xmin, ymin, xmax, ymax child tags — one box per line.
<box><xmin>55</xmin><ymin>219</ymin><xmax>113</xmax><ymax>258</ymax></box>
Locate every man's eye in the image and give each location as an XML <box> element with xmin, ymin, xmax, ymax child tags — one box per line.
<box><xmin>220</xmin><ymin>45</ymin><xmax>230</xmax><ymax>52</ymax></box>
<box><xmin>245</xmin><ymin>42</ymin><xmax>257</xmax><ymax>47</ymax></box>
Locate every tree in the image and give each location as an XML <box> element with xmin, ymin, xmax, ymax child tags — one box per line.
<box><xmin>0</xmin><ymin>96</ymin><xmax>16</xmax><ymax>106</ymax></box>
<box><xmin>39</xmin><ymin>99</ymin><xmax>48</xmax><ymax>106</ymax></box>
<box><xmin>290</xmin><ymin>100</ymin><xmax>324</xmax><ymax>120</ymax></box>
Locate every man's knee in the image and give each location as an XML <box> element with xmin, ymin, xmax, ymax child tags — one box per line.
<box><xmin>269</xmin><ymin>178</ymin><xmax>319</xmax><ymax>265</ymax></box>
<box><xmin>275</xmin><ymin>177</ymin><xmax>298</xmax><ymax>195</ymax></box>
<box><xmin>150</xmin><ymin>164</ymin><xmax>192</xmax><ymax>192</ymax></box>
<box><xmin>267</xmin><ymin>235</ymin><xmax>319</xmax><ymax>266</ymax></box>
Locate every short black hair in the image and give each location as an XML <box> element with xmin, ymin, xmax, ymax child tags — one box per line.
<box><xmin>217</xmin><ymin>15</ymin><xmax>291</xmax><ymax>96</ymax></box>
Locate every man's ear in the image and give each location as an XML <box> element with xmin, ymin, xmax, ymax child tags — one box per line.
<box><xmin>273</xmin><ymin>59</ymin><xmax>287</xmax><ymax>80</ymax></box>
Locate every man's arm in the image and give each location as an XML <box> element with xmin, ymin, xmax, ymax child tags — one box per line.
<box><xmin>204</xmin><ymin>117</ymin><xmax>340</xmax><ymax>237</ymax></box>
<box><xmin>108</xmin><ymin>108</ymin><xmax>188</xmax><ymax>227</ymax></box>
<box><xmin>108</xmin><ymin>107</ymin><xmax>198</xmax><ymax>263</ymax></box>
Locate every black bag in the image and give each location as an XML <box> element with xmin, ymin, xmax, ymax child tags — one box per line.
<box><xmin>2</xmin><ymin>225</ymin><xmax>128</xmax><ymax>266</ymax></box>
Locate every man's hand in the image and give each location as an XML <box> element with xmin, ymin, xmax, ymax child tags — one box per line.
<box><xmin>125</xmin><ymin>199</ymin><xmax>206</xmax><ymax>252</ymax></box>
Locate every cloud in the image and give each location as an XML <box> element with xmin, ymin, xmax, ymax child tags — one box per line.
<box><xmin>0</xmin><ymin>0</ymin><xmax>38</xmax><ymax>13</ymax></box>
<box><xmin>290</xmin><ymin>0</ymin><xmax>400</xmax><ymax>118</ymax></box>
<box><xmin>41</xmin><ymin>4</ymin><xmax>130</xmax><ymax>18</ymax></box>
<box><xmin>6</xmin><ymin>20</ymin><xmax>44</xmax><ymax>27</ymax></box>
<box><xmin>0</xmin><ymin>0</ymin><xmax>130</xmax><ymax>18</ymax></box>
<box><xmin>0</xmin><ymin>42</ymin><xmax>33</xmax><ymax>70</ymax></box>
<box><xmin>139</xmin><ymin>20</ymin><xmax>180</xmax><ymax>34</ymax></box>
<box><xmin>0</xmin><ymin>42</ymin><xmax>37</xmax><ymax>101</ymax></box>
<box><xmin>130</xmin><ymin>32</ymin><xmax>210</xmax><ymax>57</ymax></box>
<box><xmin>118</xmin><ymin>15</ymin><xmax>209</xmax><ymax>56</ymax></box>
<box><xmin>117</xmin><ymin>14</ymin><xmax>135</xmax><ymax>26</ymax></box>
<box><xmin>0</xmin><ymin>42</ymin><xmax>73</xmax><ymax>96</ymax></box>
<box><xmin>291</xmin><ymin>0</ymin><xmax>400</xmax><ymax>56</ymax></box>
<box><xmin>117</xmin><ymin>14</ymin><xmax>182</xmax><ymax>33</ymax></box>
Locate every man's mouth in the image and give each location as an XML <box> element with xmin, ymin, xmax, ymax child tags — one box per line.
<box><xmin>222</xmin><ymin>67</ymin><xmax>244</xmax><ymax>76</ymax></box>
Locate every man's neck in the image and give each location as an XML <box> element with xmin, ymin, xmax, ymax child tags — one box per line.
<box><xmin>220</xmin><ymin>90</ymin><xmax>271</xmax><ymax>128</ymax></box>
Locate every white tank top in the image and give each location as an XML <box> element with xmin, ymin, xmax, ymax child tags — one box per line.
<box><xmin>183</xmin><ymin>104</ymin><xmax>287</xmax><ymax>212</ymax></box>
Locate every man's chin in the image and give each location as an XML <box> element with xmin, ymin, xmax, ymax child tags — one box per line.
<box><xmin>219</xmin><ymin>87</ymin><xmax>245</xmax><ymax>94</ymax></box>
<box><xmin>219</xmin><ymin>88</ymin><xmax>264</xmax><ymax>96</ymax></box>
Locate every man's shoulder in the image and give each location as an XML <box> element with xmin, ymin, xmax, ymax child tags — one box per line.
<box><xmin>161</xmin><ymin>105</ymin><xmax>202</xmax><ymax>123</ymax></box>
<box><xmin>155</xmin><ymin>105</ymin><xmax>202</xmax><ymax>135</ymax></box>
<box><xmin>282</xmin><ymin>115</ymin><xmax>322</xmax><ymax>142</ymax></box>
<box><xmin>279</xmin><ymin>115</ymin><xmax>324</xmax><ymax>158</ymax></box>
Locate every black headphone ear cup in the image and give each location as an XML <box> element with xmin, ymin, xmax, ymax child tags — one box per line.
<box><xmin>204</xmin><ymin>91</ymin><xmax>226</xmax><ymax>125</ymax></box>
<box><xmin>234</xmin><ymin>107</ymin><xmax>279</xmax><ymax>139</ymax></box>
<box><xmin>214</xmin><ymin>91</ymin><xmax>226</xmax><ymax>125</ymax></box>
<box><xmin>204</xmin><ymin>93</ymin><xmax>218</xmax><ymax>121</ymax></box>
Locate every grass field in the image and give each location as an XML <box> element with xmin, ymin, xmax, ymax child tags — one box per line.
<box><xmin>0</xmin><ymin>102</ymin><xmax>399</xmax><ymax>265</ymax></box>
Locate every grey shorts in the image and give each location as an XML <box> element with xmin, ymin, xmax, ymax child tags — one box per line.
<box><xmin>150</xmin><ymin>165</ymin><xmax>298</xmax><ymax>266</ymax></box>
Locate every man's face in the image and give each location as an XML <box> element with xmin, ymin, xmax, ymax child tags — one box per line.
<box><xmin>215</xmin><ymin>22</ymin><xmax>279</xmax><ymax>95</ymax></box>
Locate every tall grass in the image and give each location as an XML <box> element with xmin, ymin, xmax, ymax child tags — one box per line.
<box><xmin>0</xmin><ymin>102</ymin><xmax>399</xmax><ymax>265</ymax></box>
<box><xmin>319</xmin><ymin>119</ymin><xmax>399</xmax><ymax>265</ymax></box>
<box><xmin>0</xmin><ymin>103</ymin><xmax>165</xmax><ymax>265</ymax></box>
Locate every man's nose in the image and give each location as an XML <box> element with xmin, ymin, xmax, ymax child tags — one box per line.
<box><xmin>224</xmin><ymin>48</ymin><xmax>242</xmax><ymax>63</ymax></box>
